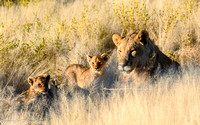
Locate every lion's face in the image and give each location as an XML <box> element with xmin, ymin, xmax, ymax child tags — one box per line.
<box><xmin>112</xmin><ymin>30</ymin><xmax>150</xmax><ymax>73</ymax></box>
<box><xmin>87</xmin><ymin>53</ymin><xmax>109</xmax><ymax>73</ymax></box>
<box><xmin>28</xmin><ymin>74</ymin><xmax>51</xmax><ymax>95</ymax></box>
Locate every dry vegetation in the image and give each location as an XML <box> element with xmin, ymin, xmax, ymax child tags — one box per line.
<box><xmin>0</xmin><ymin>0</ymin><xmax>200</xmax><ymax>124</ymax></box>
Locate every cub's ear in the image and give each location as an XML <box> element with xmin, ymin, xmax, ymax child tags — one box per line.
<box><xmin>28</xmin><ymin>76</ymin><xmax>35</xmax><ymax>86</ymax></box>
<box><xmin>136</xmin><ymin>30</ymin><xmax>149</xmax><ymax>45</ymax></box>
<box><xmin>112</xmin><ymin>34</ymin><xmax>122</xmax><ymax>47</ymax></box>
<box><xmin>43</xmin><ymin>74</ymin><xmax>50</xmax><ymax>82</ymax></box>
<box><xmin>87</xmin><ymin>55</ymin><xmax>92</xmax><ymax>62</ymax></box>
<box><xmin>101</xmin><ymin>53</ymin><xmax>109</xmax><ymax>62</ymax></box>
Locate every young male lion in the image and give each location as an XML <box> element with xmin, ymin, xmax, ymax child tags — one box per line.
<box><xmin>62</xmin><ymin>53</ymin><xmax>109</xmax><ymax>89</ymax></box>
<box><xmin>112</xmin><ymin>30</ymin><xmax>180</xmax><ymax>84</ymax></box>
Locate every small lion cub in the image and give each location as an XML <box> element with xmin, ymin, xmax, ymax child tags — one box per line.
<box><xmin>19</xmin><ymin>74</ymin><xmax>58</xmax><ymax>104</ymax></box>
<box><xmin>62</xmin><ymin>53</ymin><xmax>109</xmax><ymax>89</ymax></box>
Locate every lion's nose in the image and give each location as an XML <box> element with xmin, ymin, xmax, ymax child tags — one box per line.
<box><xmin>119</xmin><ymin>60</ymin><xmax>128</xmax><ymax>67</ymax></box>
<box><xmin>119</xmin><ymin>64</ymin><xmax>126</xmax><ymax>71</ymax></box>
<box><xmin>95</xmin><ymin>65</ymin><xmax>100</xmax><ymax>70</ymax></box>
<box><xmin>118</xmin><ymin>65</ymin><xmax>124</xmax><ymax>71</ymax></box>
<box><xmin>119</xmin><ymin>60</ymin><xmax>129</xmax><ymax>70</ymax></box>
<box><xmin>44</xmin><ymin>87</ymin><xmax>49</xmax><ymax>93</ymax></box>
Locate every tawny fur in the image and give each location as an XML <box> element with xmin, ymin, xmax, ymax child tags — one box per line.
<box><xmin>62</xmin><ymin>53</ymin><xmax>109</xmax><ymax>89</ymax></box>
<box><xmin>112</xmin><ymin>30</ymin><xmax>180</xmax><ymax>84</ymax></box>
<box><xmin>19</xmin><ymin>74</ymin><xmax>58</xmax><ymax>104</ymax></box>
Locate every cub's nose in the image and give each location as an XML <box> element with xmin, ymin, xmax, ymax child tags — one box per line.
<box><xmin>95</xmin><ymin>65</ymin><xmax>100</xmax><ymax>70</ymax></box>
<box><xmin>95</xmin><ymin>67</ymin><xmax>101</xmax><ymax>71</ymax></box>
<box><xmin>43</xmin><ymin>88</ymin><xmax>49</xmax><ymax>94</ymax></box>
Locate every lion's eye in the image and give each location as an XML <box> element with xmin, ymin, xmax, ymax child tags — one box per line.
<box><xmin>38</xmin><ymin>83</ymin><xmax>42</xmax><ymax>87</ymax></box>
<box><xmin>131</xmin><ymin>51</ymin><xmax>136</xmax><ymax>56</ymax></box>
<box><xmin>118</xmin><ymin>50</ymin><xmax>122</xmax><ymax>54</ymax></box>
<box><xmin>98</xmin><ymin>62</ymin><xmax>102</xmax><ymax>65</ymax></box>
<box><xmin>92</xmin><ymin>62</ymin><xmax>94</xmax><ymax>65</ymax></box>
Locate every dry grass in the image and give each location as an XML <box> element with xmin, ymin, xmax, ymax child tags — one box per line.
<box><xmin>0</xmin><ymin>0</ymin><xmax>200</xmax><ymax>124</ymax></box>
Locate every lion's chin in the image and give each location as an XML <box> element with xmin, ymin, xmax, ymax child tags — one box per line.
<box><xmin>42</xmin><ymin>91</ymin><xmax>48</xmax><ymax>95</ymax></box>
<box><xmin>94</xmin><ymin>70</ymin><xmax>101</xmax><ymax>74</ymax></box>
<box><xmin>121</xmin><ymin>71</ymin><xmax>131</xmax><ymax>74</ymax></box>
<box><xmin>119</xmin><ymin>66</ymin><xmax>134</xmax><ymax>74</ymax></box>
<box><xmin>118</xmin><ymin>66</ymin><xmax>134</xmax><ymax>74</ymax></box>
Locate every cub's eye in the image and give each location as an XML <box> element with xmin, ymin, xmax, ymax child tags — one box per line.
<box><xmin>92</xmin><ymin>62</ymin><xmax>94</xmax><ymax>65</ymax></box>
<box><xmin>38</xmin><ymin>83</ymin><xmax>42</xmax><ymax>87</ymax></box>
<box><xmin>98</xmin><ymin>62</ymin><xmax>102</xmax><ymax>65</ymax></box>
<box><xmin>118</xmin><ymin>50</ymin><xmax>122</xmax><ymax>54</ymax></box>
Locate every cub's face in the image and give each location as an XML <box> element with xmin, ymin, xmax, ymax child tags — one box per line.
<box><xmin>28</xmin><ymin>74</ymin><xmax>50</xmax><ymax>95</ymax></box>
<box><xmin>112</xmin><ymin>30</ymin><xmax>150</xmax><ymax>73</ymax></box>
<box><xmin>87</xmin><ymin>53</ymin><xmax>109</xmax><ymax>73</ymax></box>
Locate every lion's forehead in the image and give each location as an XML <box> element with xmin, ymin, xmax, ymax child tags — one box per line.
<box><xmin>34</xmin><ymin>77</ymin><xmax>46</xmax><ymax>84</ymax></box>
<box><xmin>124</xmin><ymin>33</ymin><xmax>137</xmax><ymax>39</ymax></box>
<box><xmin>91</xmin><ymin>56</ymin><xmax>104</xmax><ymax>63</ymax></box>
<box><xmin>121</xmin><ymin>33</ymin><xmax>139</xmax><ymax>45</ymax></box>
<box><xmin>119</xmin><ymin>41</ymin><xmax>137</xmax><ymax>52</ymax></box>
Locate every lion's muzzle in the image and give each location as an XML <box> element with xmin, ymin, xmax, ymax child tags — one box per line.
<box><xmin>118</xmin><ymin>62</ymin><xmax>133</xmax><ymax>73</ymax></box>
<box><xmin>42</xmin><ymin>91</ymin><xmax>48</xmax><ymax>95</ymax></box>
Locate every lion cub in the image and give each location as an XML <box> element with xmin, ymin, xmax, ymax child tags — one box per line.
<box><xmin>19</xmin><ymin>74</ymin><xmax>58</xmax><ymax>104</ymax></box>
<box><xmin>62</xmin><ymin>53</ymin><xmax>109</xmax><ymax>89</ymax></box>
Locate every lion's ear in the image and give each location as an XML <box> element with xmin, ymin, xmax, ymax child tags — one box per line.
<box><xmin>112</xmin><ymin>34</ymin><xmax>122</xmax><ymax>47</ymax></box>
<box><xmin>28</xmin><ymin>76</ymin><xmax>35</xmax><ymax>86</ymax></box>
<box><xmin>43</xmin><ymin>74</ymin><xmax>50</xmax><ymax>82</ymax></box>
<box><xmin>136</xmin><ymin>30</ymin><xmax>149</xmax><ymax>45</ymax></box>
<box><xmin>51</xmin><ymin>78</ymin><xmax>59</xmax><ymax>89</ymax></box>
<box><xmin>101</xmin><ymin>53</ymin><xmax>109</xmax><ymax>62</ymax></box>
<box><xmin>87</xmin><ymin>55</ymin><xmax>92</xmax><ymax>62</ymax></box>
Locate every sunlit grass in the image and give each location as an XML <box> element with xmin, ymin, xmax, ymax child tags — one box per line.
<box><xmin>0</xmin><ymin>0</ymin><xmax>200</xmax><ymax>124</ymax></box>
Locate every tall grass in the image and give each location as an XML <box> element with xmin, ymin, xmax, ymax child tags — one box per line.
<box><xmin>0</xmin><ymin>0</ymin><xmax>200</xmax><ymax>124</ymax></box>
